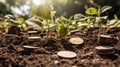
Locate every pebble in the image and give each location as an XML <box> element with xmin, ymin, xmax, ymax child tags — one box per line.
<box><xmin>92</xmin><ymin>58</ymin><xmax>100</xmax><ymax>64</ymax></box>
<box><xmin>54</xmin><ymin>60</ymin><xmax>59</xmax><ymax>64</ymax></box>
<box><xmin>51</xmin><ymin>54</ymin><xmax>59</xmax><ymax>60</ymax></box>
<box><xmin>72</xmin><ymin>65</ymin><xmax>77</xmax><ymax>67</ymax></box>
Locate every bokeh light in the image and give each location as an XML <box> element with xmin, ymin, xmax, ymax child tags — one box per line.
<box><xmin>33</xmin><ymin>0</ymin><xmax>46</xmax><ymax>5</ymax></box>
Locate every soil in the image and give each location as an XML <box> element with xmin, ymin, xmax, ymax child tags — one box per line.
<box><xmin>0</xmin><ymin>27</ymin><xmax>120</xmax><ymax>67</ymax></box>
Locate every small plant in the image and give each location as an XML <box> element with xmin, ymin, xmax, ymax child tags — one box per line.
<box><xmin>95</xmin><ymin>6</ymin><xmax>112</xmax><ymax>43</ymax></box>
<box><xmin>73</xmin><ymin>6</ymin><xmax>112</xmax><ymax>43</ymax></box>
<box><xmin>4</xmin><ymin>14</ymin><xmax>26</xmax><ymax>35</ymax></box>
<box><xmin>73</xmin><ymin>14</ymin><xmax>88</xmax><ymax>29</ymax></box>
<box><xmin>5</xmin><ymin>14</ymin><xmax>26</xmax><ymax>28</ymax></box>
<box><xmin>26</xmin><ymin>5</ymin><xmax>57</xmax><ymax>41</ymax></box>
<box><xmin>56</xmin><ymin>16</ymin><xmax>70</xmax><ymax>38</ymax></box>
<box><xmin>26</xmin><ymin>15</ymin><xmax>43</xmax><ymax>30</ymax></box>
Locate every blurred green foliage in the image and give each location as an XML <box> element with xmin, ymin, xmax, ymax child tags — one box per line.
<box><xmin>0</xmin><ymin>2</ymin><xmax>12</xmax><ymax>16</ymax></box>
<box><xmin>0</xmin><ymin>0</ymin><xmax>120</xmax><ymax>19</ymax></box>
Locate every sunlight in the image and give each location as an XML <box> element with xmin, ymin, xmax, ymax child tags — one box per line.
<box><xmin>33</xmin><ymin>0</ymin><xmax>46</xmax><ymax>5</ymax></box>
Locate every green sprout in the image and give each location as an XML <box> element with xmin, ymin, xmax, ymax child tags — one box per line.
<box><xmin>4</xmin><ymin>14</ymin><xmax>26</xmax><ymax>28</ymax></box>
<box><xmin>56</xmin><ymin>16</ymin><xmax>70</xmax><ymax>38</ymax></box>
<box><xmin>74</xmin><ymin>6</ymin><xmax>112</xmax><ymax>43</ymax></box>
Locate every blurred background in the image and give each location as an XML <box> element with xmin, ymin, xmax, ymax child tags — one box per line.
<box><xmin>0</xmin><ymin>0</ymin><xmax>120</xmax><ymax>19</ymax></box>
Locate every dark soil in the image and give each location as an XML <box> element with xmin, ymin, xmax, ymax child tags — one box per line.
<box><xmin>0</xmin><ymin>27</ymin><xmax>120</xmax><ymax>67</ymax></box>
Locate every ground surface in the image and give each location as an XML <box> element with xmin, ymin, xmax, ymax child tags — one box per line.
<box><xmin>0</xmin><ymin>27</ymin><xmax>120</xmax><ymax>67</ymax></box>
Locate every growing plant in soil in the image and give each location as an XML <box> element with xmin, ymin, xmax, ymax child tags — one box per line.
<box><xmin>26</xmin><ymin>5</ymin><xmax>58</xmax><ymax>43</ymax></box>
<box><xmin>84</xmin><ymin>6</ymin><xmax>112</xmax><ymax>43</ymax></box>
<box><xmin>96</xmin><ymin>6</ymin><xmax>112</xmax><ymax>43</ymax></box>
<box><xmin>4</xmin><ymin>14</ymin><xmax>26</xmax><ymax>35</ymax></box>
<box><xmin>72</xmin><ymin>6</ymin><xmax>111</xmax><ymax>43</ymax></box>
<box><xmin>56</xmin><ymin>16</ymin><xmax>70</xmax><ymax>38</ymax></box>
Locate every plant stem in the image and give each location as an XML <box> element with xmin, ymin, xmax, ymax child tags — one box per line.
<box><xmin>98</xmin><ymin>24</ymin><xmax>101</xmax><ymax>43</ymax></box>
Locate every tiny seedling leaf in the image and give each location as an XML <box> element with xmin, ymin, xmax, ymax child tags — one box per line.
<box><xmin>95</xmin><ymin>16</ymin><xmax>107</xmax><ymax>24</ymax></box>
<box><xmin>50</xmin><ymin>11</ymin><xmax>56</xmax><ymax>18</ymax></box>
<box><xmin>74</xmin><ymin>14</ymin><xmax>86</xmax><ymax>20</ymax></box>
<box><xmin>114</xmin><ymin>14</ymin><xmax>118</xmax><ymax>20</ymax></box>
<box><xmin>5</xmin><ymin>14</ymin><xmax>14</xmax><ymax>19</ymax></box>
<box><xmin>86</xmin><ymin>7</ymin><xmax>97</xmax><ymax>15</ymax></box>
<box><xmin>56</xmin><ymin>23</ymin><xmax>69</xmax><ymax>37</ymax></box>
<box><xmin>101</xmin><ymin>6</ymin><xmax>112</xmax><ymax>13</ymax></box>
<box><xmin>0</xmin><ymin>23</ymin><xmax>4</xmax><ymax>28</ymax></box>
<box><xmin>26</xmin><ymin>17</ymin><xmax>42</xmax><ymax>28</ymax></box>
<box><xmin>18</xmin><ymin>17</ymin><xmax>25</xmax><ymax>24</ymax></box>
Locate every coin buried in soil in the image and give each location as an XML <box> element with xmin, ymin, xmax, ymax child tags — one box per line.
<box><xmin>27</xmin><ymin>31</ymin><xmax>38</xmax><ymax>34</ymax></box>
<box><xmin>99</xmin><ymin>35</ymin><xmax>113</xmax><ymax>44</ymax></box>
<box><xmin>23</xmin><ymin>45</ymin><xmax>39</xmax><ymax>49</ymax></box>
<box><xmin>99</xmin><ymin>35</ymin><xmax>112</xmax><ymax>38</ymax></box>
<box><xmin>69</xmin><ymin>37</ymin><xmax>84</xmax><ymax>45</ymax></box>
<box><xmin>57</xmin><ymin>51</ymin><xmax>77</xmax><ymax>58</ymax></box>
<box><xmin>28</xmin><ymin>37</ymin><xmax>41</xmax><ymax>40</ymax></box>
<box><xmin>95</xmin><ymin>46</ymin><xmax>114</xmax><ymax>54</ymax></box>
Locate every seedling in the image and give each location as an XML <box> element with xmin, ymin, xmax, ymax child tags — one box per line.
<box><xmin>73</xmin><ymin>6</ymin><xmax>111</xmax><ymax>43</ymax></box>
<box><xmin>57</xmin><ymin>51</ymin><xmax>77</xmax><ymax>58</ymax></box>
<box><xmin>85</xmin><ymin>6</ymin><xmax>112</xmax><ymax>43</ymax></box>
<box><xmin>4</xmin><ymin>14</ymin><xmax>26</xmax><ymax>35</ymax></box>
<box><xmin>56</xmin><ymin>16</ymin><xmax>70</xmax><ymax>38</ymax></box>
<box><xmin>43</xmin><ymin>5</ymin><xmax>57</xmax><ymax>40</ymax></box>
<box><xmin>26</xmin><ymin>16</ymin><xmax>43</xmax><ymax>30</ymax></box>
<box><xmin>73</xmin><ymin>14</ymin><xmax>88</xmax><ymax>29</ymax></box>
<box><xmin>5</xmin><ymin>14</ymin><xmax>26</xmax><ymax>28</ymax></box>
<box><xmin>97</xmin><ymin>6</ymin><xmax>112</xmax><ymax>43</ymax></box>
<box><xmin>50</xmin><ymin>5</ymin><xmax>56</xmax><ymax>24</ymax></box>
<box><xmin>26</xmin><ymin>8</ymin><xmax>57</xmax><ymax>43</ymax></box>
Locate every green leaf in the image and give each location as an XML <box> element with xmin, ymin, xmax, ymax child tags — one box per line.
<box><xmin>86</xmin><ymin>7</ymin><xmax>97</xmax><ymax>15</ymax></box>
<box><xmin>56</xmin><ymin>16</ymin><xmax>67</xmax><ymax>24</ymax></box>
<box><xmin>114</xmin><ymin>14</ymin><xmax>118</xmax><ymax>20</ymax></box>
<box><xmin>26</xmin><ymin>16</ymin><xmax>42</xmax><ymax>28</ymax></box>
<box><xmin>69</xmin><ymin>16</ymin><xmax>73</xmax><ymax>20</ymax></box>
<box><xmin>5</xmin><ymin>14</ymin><xmax>14</xmax><ymax>19</ymax></box>
<box><xmin>56</xmin><ymin>23</ymin><xmax>69</xmax><ymax>37</ymax></box>
<box><xmin>101</xmin><ymin>6</ymin><xmax>112</xmax><ymax>13</ymax></box>
<box><xmin>50</xmin><ymin>10</ymin><xmax>56</xmax><ymax>18</ymax></box>
<box><xmin>95</xmin><ymin>16</ymin><xmax>107</xmax><ymax>24</ymax></box>
<box><xmin>21</xmin><ymin>23</ymin><xmax>26</xmax><ymax>28</ymax></box>
<box><xmin>18</xmin><ymin>17</ymin><xmax>24</xmax><ymax>24</ymax></box>
<box><xmin>74</xmin><ymin>14</ymin><xmax>86</xmax><ymax>20</ymax></box>
<box><xmin>55</xmin><ymin>16</ymin><xmax>70</xmax><ymax>37</ymax></box>
<box><xmin>0</xmin><ymin>23</ymin><xmax>4</xmax><ymax>28</ymax></box>
<box><xmin>43</xmin><ymin>24</ymin><xmax>57</xmax><ymax>29</ymax></box>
